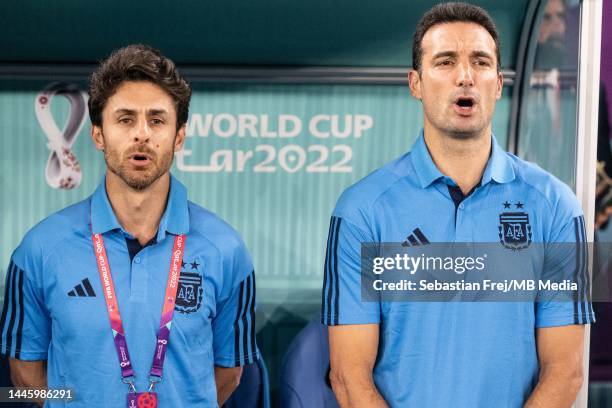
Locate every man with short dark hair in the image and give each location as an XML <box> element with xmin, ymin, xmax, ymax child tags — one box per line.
<box><xmin>0</xmin><ymin>44</ymin><xmax>258</xmax><ymax>407</ymax></box>
<box><xmin>322</xmin><ymin>3</ymin><xmax>593</xmax><ymax>407</ymax></box>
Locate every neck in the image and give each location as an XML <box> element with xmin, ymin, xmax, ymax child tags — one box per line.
<box><xmin>423</xmin><ymin>124</ymin><xmax>492</xmax><ymax>194</ymax></box>
<box><xmin>105</xmin><ymin>171</ymin><xmax>170</xmax><ymax>245</ymax></box>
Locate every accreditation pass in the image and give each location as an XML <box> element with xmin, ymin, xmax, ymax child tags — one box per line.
<box><xmin>1</xmin><ymin>387</ymin><xmax>74</xmax><ymax>403</ymax></box>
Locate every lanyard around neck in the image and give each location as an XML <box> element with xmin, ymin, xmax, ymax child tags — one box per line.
<box><xmin>91</xmin><ymin>232</ymin><xmax>186</xmax><ymax>390</ymax></box>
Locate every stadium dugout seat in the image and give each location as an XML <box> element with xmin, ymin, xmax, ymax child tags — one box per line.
<box><xmin>223</xmin><ymin>356</ymin><xmax>270</xmax><ymax>408</ymax></box>
<box><xmin>279</xmin><ymin>318</ymin><xmax>339</xmax><ymax>408</ymax></box>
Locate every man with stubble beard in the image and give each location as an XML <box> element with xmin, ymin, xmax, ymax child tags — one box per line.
<box><xmin>322</xmin><ymin>3</ymin><xmax>593</xmax><ymax>407</ymax></box>
<box><xmin>0</xmin><ymin>45</ymin><xmax>258</xmax><ymax>407</ymax></box>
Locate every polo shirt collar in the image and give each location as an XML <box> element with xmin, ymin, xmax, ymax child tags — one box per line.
<box><xmin>411</xmin><ymin>130</ymin><xmax>515</xmax><ymax>188</ymax></box>
<box><xmin>411</xmin><ymin>130</ymin><xmax>445</xmax><ymax>188</ymax></box>
<box><xmin>481</xmin><ymin>136</ymin><xmax>515</xmax><ymax>185</ymax></box>
<box><xmin>157</xmin><ymin>174</ymin><xmax>190</xmax><ymax>239</ymax></box>
<box><xmin>90</xmin><ymin>173</ymin><xmax>190</xmax><ymax>240</ymax></box>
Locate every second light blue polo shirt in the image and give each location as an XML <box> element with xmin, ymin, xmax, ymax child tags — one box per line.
<box><xmin>322</xmin><ymin>132</ymin><xmax>594</xmax><ymax>407</ymax></box>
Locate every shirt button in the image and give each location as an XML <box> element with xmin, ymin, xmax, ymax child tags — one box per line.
<box><xmin>134</xmin><ymin>257</ymin><xmax>141</xmax><ymax>264</ymax></box>
<box><xmin>459</xmin><ymin>203</ymin><xmax>465</xmax><ymax>210</ymax></box>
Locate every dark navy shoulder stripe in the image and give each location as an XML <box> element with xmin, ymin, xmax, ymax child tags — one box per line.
<box><xmin>233</xmin><ymin>279</ymin><xmax>246</xmax><ymax>365</ymax></box>
<box><xmin>321</xmin><ymin>218</ymin><xmax>335</xmax><ymax>324</ymax></box>
<box><xmin>322</xmin><ymin>217</ymin><xmax>341</xmax><ymax>325</ymax></box>
<box><xmin>248</xmin><ymin>271</ymin><xmax>257</xmax><ymax>363</ymax></box>
<box><xmin>14</xmin><ymin>268</ymin><xmax>24</xmax><ymax>359</ymax></box>
<box><xmin>5</xmin><ymin>263</ymin><xmax>21</xmax><ymax>357</ymax></box>
<box><xmin>6</xmin><ymin>264</ymin><xmax>18</xmax><ymax>356</ymax></box>
<box><xmin>573</xmin><ymin>215</ymin><xmax>594</xmax><ymax>324</ymax></box>
<box><xmin>573</xmin><ymin>217</ymin><xmax>581</xmax><ymax>324</ymax></box>
<box><xmin>0</xmin><ymin>262</ymin><xmax>16</xmax><ymax>355</ymax></box>
<box><xmin>574</xmin><ymin>216</ymin><xmax>582</xmax><ymax>324</ymax></box>
<box><xmin>581</xmin><ymin>217</ymin><xmax>594</xmax><ymax>318</ymax></box>
<box><xmin>332</xmin><ymin>218</ymin><xmax>342</xmax><ymax>326</ymax></box>
<box><xmin>323</xmin><ymin>217</ymin><xmax>336</xmax><ymax>324</ymax></box>
<box><xmin>578</xmin><ymin>216</ymin><xmax>594</xmax><ymax>322</ymax></box>
<box><xmin>578</xmin><ymin>216</ymin><xmax>587</xmax><ymax>324</ymax></box>
<box><xmin>232</xmin><ymin>271</ymin><xmax>257</xmax><ymax>366</ymax></box>
<box><xmin>241</xmin><ymin>273</ymin><xmax>253</xmax><ymax>364</ymax></box>
<box><xmin>326</xmin><ymin>217</ymin><xmax>338</xmax><ymax>324</ymax></box>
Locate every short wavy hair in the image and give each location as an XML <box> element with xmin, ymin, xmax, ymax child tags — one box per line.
<box><xmin>412</xmin><ymin>2</ymin><xmax>501</xmax><ymax>73</ymax></box>
<box><xmin>88</xmin><ymin>44</ymin><xmax>192</xmax><ymax>129</ymax></box>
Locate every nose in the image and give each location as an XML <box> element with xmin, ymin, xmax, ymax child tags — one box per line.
<box><xmin>552</xmin><ymin>17</ymin><xmax>565</xmax><ymax>36</ymax></box>
<box><xmin>133</xmin><ymin>117</ymin><xmax>151</xmax><ymax>143</ymax></box>
<box><xmin>456</xmin><ymin>63</ymin><xmax>474</xmax><ymax>87</ymax></box>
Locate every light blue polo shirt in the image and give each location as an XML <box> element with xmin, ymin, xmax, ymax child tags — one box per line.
<box><xmin>0</xmin><ymin>174</ymin><xmax>258</xmax><ymax>407</ymax></box>
<box><xmin>322</xmin><ymin>132</ymin><xmax>594</xmax><ymax>408</ymax></box>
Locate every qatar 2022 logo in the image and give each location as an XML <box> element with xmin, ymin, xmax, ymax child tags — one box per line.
<box><xmin>35</xmin><ymin>82</ymin><xmax>88</xmax><ymax>190</ymax></box>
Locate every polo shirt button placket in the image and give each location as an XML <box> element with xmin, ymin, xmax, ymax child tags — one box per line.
<box><xmin>131</xmin><ymin>251</ymin><xmax>147</xmax><ymax>301</ymax></box>
<box><xmin>455</xmin><ymin>202</ymin><xmax>467</xmax><ymax>241</ymax></box>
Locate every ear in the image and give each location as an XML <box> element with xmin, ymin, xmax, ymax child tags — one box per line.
<box><xmin>91</xmin><ymin>125</ymin><xmax>105</xmax><ymax>151</ymax></box>
<box><xmin>174</xmin><ymin>125</ymin><xmax>186</xmax><ymax>152</ymax></box>
<box><xmin>496</xmin><ymin>71</ymin><xmax>503</xmax><ymax>100</ymax></box>
<box><xmin>408</xmin><ymin>70</ymin><xmax>422</xmax><ymax>100</ymax></box>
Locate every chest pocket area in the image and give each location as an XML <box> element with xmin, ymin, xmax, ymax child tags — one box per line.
<box><xmin>170</xmin><ymin>257</ymin><xmax>219</xmax><ymax>380</ymax></box>
<box><xmin>171</xmin><ymin>307</ymin><xmax>214</xmax><ymax>383</ymax></box>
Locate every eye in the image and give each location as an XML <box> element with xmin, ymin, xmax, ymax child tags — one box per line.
<box><xmin>437</xmin><ymin>59</ymin><xmax>453</xmax><ymax>66</ymax></box>
<box><xmin>475</xmin><ymin>60</ymin><xmax>491</xmax><ymax>67</ymax></box>
<box><xmin>150</xmin><ymin>118</ymin><xmax>164</xmax><ymax>125</ymax></box>
<box><xmin>118</xmin><ymin>117</ymin><xmax>133</xmax><ymax>124</ymax></box>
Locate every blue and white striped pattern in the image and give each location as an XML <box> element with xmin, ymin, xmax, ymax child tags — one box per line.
<box><xmin>321</xmin><ymin>216</ymin><xmax>342</xmax><ymax>326</ymax></box>
<box><xmin>0</xmin><ymin>260</ymin><xmax>25</xmax><ymax>359</ymax></box>
<box><xmin>573</xmin><ymin>215</ymin><xmax>594</xmax><ymax>324</ymax></box>
<box><xmin>233</xmin><ymin>270</ymin><xmax>257</xmax><ymax>366</ymax></box>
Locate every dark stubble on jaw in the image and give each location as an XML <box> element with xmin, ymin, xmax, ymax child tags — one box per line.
<box><xmin>102</xmin><ymin>130</ymin><xmax>176</xmax><ymax>191</ymax></box>
<box><xmin>446</xmin><ymin>129</ymin><xmax>479</xmax><ymax>140</ymax></box>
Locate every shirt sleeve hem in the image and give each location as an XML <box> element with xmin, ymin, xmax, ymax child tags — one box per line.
<box><xmin>536</xmin><ymin>312</ymin><xmax>595</xmax><ymax>328</ymax></box>
<box><xmin>214</xmin><ymin>350</ymin><xmax>260</xmax><ymax>368</ymax></box>
<box><xmin>321</xmin><ymin>312</ymin><xmax>380</xmax><ymax>326</ymax></box>
<box><xmin>1</xmin><ymin>350</ymin><xmax>48</xmax><ymax>360</ymax></box>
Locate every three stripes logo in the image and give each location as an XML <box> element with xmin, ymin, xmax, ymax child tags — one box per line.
<box><xmin>67</xmin><ymin>278</ymin><xmax>96</xmax><ymax>297</ymax></box>
<box><xmin>322</xmin><ymin>216</ymin><xmax>342</xmax><ymax>326</ymax></box>
<box><xmin>401</xmin><ymin>228</ymin><xmax>430</xmax><ymax>247</ymax></box>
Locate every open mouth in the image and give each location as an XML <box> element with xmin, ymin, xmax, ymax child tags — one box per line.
<box><xmin>129</xmin><ymin>153</ymin><xmax>152</xmax><ymax>166</ymax></box>
<box><xmin>456</xmin><ymin>97</ymin><xmax>474</xmax><ymax>108</ymax></box>
<box><xmin>453</xmin><ymin>97</ymin><xmax>476</xmax><ymax>115</ymax></box>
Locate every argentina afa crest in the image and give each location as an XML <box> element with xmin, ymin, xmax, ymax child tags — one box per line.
<box><xmin>176</xmin><ymin>260</ymin><xmax>203</xmax><ymax>314</ymax></box>
<box><xmin>498</xmin><ymin>202</ymin><xmax>532</xmax><ymax>250</ymax></box>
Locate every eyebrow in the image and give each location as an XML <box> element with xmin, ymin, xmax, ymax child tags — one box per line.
<box><xmin>431</xmin><ymin>50</ymin><xmax>494</xmax><ymax>60</ymax></box>
<box><xmin>113</xmin><ymin>108</ymin><xmax>136</xmax><ymax>116</ymax></box>
<box><xmin>148</xmin><ymin>109</ymin><xmax>169</xmax><ymax>116</ymax></box>
<box><xmin>432</xmin><ymin>51</ymin><xmax>458</xmax><ymax>60</ymax></box>
<box><xmin>113</xmin><ymin>108</ymin><xmax>169</xmax><ymax>116</ymax></box>
<box><xmin>471</xmin><ymin>50</ymin><xmax>494</xmax><ymax>60</ymax></box>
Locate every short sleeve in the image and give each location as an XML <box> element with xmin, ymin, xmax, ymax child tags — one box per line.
<box><xmin>537</xmin><ymin>214</ymin><xmax>595</xmax><ymax>328</ymax></box>
<box><xmin>212</xmin><ymin>239</ymin><xmax>259</xmax><ymax>367</ymax></box>
<box><xmin>321</xmin><ymin>215</ymin><xmax>381</xmax><ymax>326</ymax></box>
<box><xmin>0</xmin><ymin>252</ymin><xmax>50</xmax><ymax>360</ymax></box>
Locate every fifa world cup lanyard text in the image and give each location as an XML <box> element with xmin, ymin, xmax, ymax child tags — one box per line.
<box><xmin>91</xmin><ymin>233</ymin><xmax>186</xmax><ymax>408</ymax></box>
